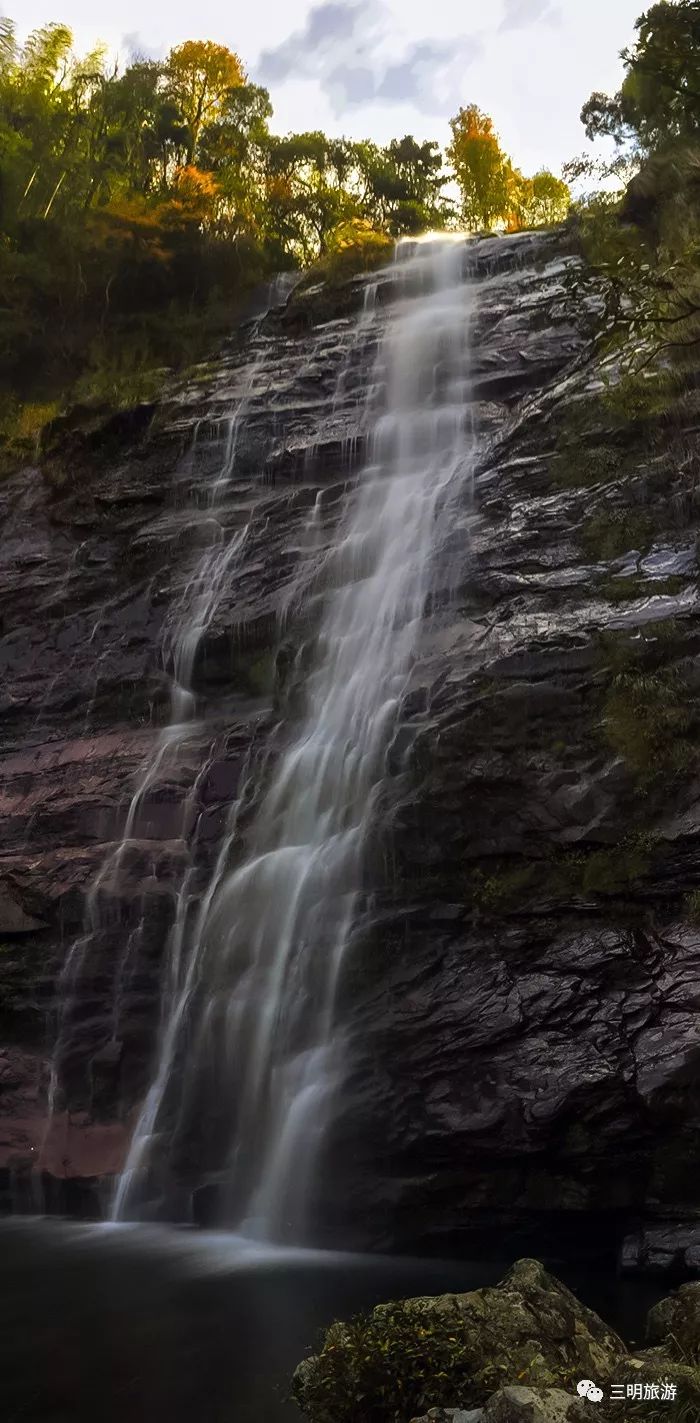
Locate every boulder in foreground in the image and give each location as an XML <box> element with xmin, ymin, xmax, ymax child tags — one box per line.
<box><xmin>292</xmin><ymin>1259</ymin><xmax>624</xmax><ymax>1423</ymax></box>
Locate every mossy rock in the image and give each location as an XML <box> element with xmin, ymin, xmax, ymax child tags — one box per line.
<box><xmin>482</xmin><ymin>1386</ymin><xmax>587</xmax><ymax>1421</ymax></box>
<box><xmin>580</xmin><ymin>510</ymin><xmax>655</xmax><ymax>562</ymax></box>
<box><xmin>283</xmin><ymin>277</ymin><xmax>366</xmax><ymax>329</ymax></box>
<box><xmin>292</xmin><ymin>1260</ymin><xmax>626</xmax><ymax>1423</ymax></box>
<box><xmin>596</xmin><ymin>575</ymin><xmax>689</xmax><ymax>604</ymax></box>
<box><xmin>594</xmin><ymin>625</ymin><xmax>700</xmax><ymax>787</ymax></box>
<box><xmin>40</xmin><ymin>399</ymin><xmax>158</xmax><ymax>490</ymax></box>
<box><xmin>548</xmin><ymin>443</ymin><xmax>624</xmax><ymax>490</ymax></box>
<box><xmin>648</xmin><ymin>1282</ymin><xmax>700</xmax><ymax>1360</ymax></box>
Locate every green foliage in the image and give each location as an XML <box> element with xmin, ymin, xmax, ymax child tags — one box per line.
<box><xmin>0</xmin><ymin>18</ymin><xmax>280</xmax><ymax>420</ymax></box>
<box><xmin>564</xmin><ymin>198</ymin><xmax>670</xmax><ymax>362</ymax></box>
<box><xmin>164</xmin><ymin>39</ymin><xmax>246</xmax><ymax>163</ymax></box>
<box><xmin>599</xmin><ymin>620</ymin><xmax>688</xmax><ymax>672</ymax></box>
<box><xmin>363</xmin><ymin>135</ymin><xmax>454</xmax><ymax>235</ymax></box>
<box><xmin>292</xmin><ymin>1302</ymin><xmax>482</xmax><ymax>1423</ymax></box>
<box><xmin>447</xmin><ymin>105</ymin><xmax>570</xmax><ymax>233</ymax></box>
<box><xmin>315</xmin><ymin>221</ymin><xmax>394</xmax><ymax>283</ymax></box>
<box><xmin>601</xmin><ymin>365</ymin><xmax>683</xmax><ymax>422</ymax></box>
<box><xmin>510</xmin><ymin>169</ymin><xmax>571</xmax><ymax>229</ymax></box>
<box><xmin>570</xmin><ymin>4</ymin><xmax>700</xmax><ymax>381</ymax></box>
<box><xmin>0</xmin><ymin>14</ymin><xmax>578</xmax><ymax>437</ymax></box>
<box><xmin>549</xmin><ymin>443</ymin><xmax>624</xmax><ymax>489</ymax></box>
<box><xmin>596</xmin><ymin>626</ymin><xmax>698</xmax><ymax>781</ymax></box>
<box><xmin>0</xmin><ymin>15</ymin><xmax>460</xmax><ymax>433</ymax></box>
<box><xmin>447</xmin><ymin>105</ymin><xmax>513</xmax><ymax>231</ymax></box>
<box><xmin>579</xmin><ymin>158</ymin><xmax>700</xmax><ymax>375</ymax></box>
<box><xmin>285</xmin><ymin>221</ymin><xmax>393</xmax><ymax>326</ymax></box>
<box><xmin>469</xmin><ymin>864</ymin><xmax>538</xmax><ymax>912</ymax></box>
<box><xmin>465</xmin><ymin>839</ymin><xmax>661</xmax><ymax>916</ymax></box>
<box><xmin>0</xmin><ymin>395</ymin><xmax>61</xmax><ymax>472</ymax></box>
<box><xmin>684</xmin><ymin>889</ymin><xmax>700</xmax><ymax>924</ymax></box>
<box><xmin>581</xmin><ymin>1</ymin><xmax>700</xmax><ymax>152</ymax></box>
<box><xmin>71</xmin><ymin>354</ymin><xmax>169</xmax><ymax>410</ymax></box>
<box><xmin>597</xmin><ymin>574</ymin><xmax>688</xmax><ymax>602</ymax></box>
<box><xmin>604</xmin><ymin>668</ymin><xmax>695</xmax><ymax>776</ymax></box>
<box><xmin>553</xmin><ymin>834</ymin><xmax>657</xmax><ymax>898</ymax></box>
<box><xmin>580</xmin><ymin>509</ymin><xmax>655</xmax><ymax>560</ymax></box>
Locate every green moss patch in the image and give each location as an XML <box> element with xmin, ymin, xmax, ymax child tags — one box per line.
<box><xmin>580</xmin><ymin>509</ymin><xmax>655</xmax><ymax>561</ymax></box>
<box><xmin>551</xmin><ymin>833</ymin><xmax>657</xmax><ymax>899</ymax></box>
<box><xmin>597</xmin><ymin>575</ymin><xmax>689</xmax><ymax>603</ymax></box>
<box><xmin>594</xmin><ymin>626</ymin><xmax>699</xmax><ymax>784</ymax></box>
<box><xmin>548</xmin><ymin>442</ymin><xmax>626</xmax><ymax>489</ymax></box>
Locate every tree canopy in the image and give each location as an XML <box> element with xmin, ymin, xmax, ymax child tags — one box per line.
<box><xmin>582</xmin><ymin>0</ymin><xmax>700</xmax><ymax>151</ymax></box>
<box><xmin>447</xmin><ymin>106</ymin><xmax>570</xmax><ymax>233</ymax></box>
<box><xmin>0</xmin><ymin>13</ymin><xmax>571</xmax><ymax>439</ymax></box>
<box><xmin>572</xmin><ymin>0</ymin><xmax>700</xmax><ymax>382</ymax></box>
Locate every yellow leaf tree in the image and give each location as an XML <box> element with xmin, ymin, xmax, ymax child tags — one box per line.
<box><xmin>165</xmin><ymin>40</ymin><xmax>246</xmax><ymax>163</ymax></box>
<box><xmin>447</xmin><ymin>105</ymin><xmax>512</xmax><ymax>232</ymax></box>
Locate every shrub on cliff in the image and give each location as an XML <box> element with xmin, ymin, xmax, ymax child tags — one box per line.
<box><xmin>324</xmin><ymin>221</ymin><xmax>394</xmax><ymax>279</ymax></box>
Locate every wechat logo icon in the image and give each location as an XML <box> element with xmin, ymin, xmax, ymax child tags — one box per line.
<box><xmin>577</xmin><ymin>1380</ymin><xmax>604</xmax><ymax>1404</ymax></box>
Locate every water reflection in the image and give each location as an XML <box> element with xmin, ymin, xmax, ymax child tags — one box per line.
<box><xmin>0</xmin><ymin>1220</ymin><xmax>663</xmax><ymax>1423</ymax></box>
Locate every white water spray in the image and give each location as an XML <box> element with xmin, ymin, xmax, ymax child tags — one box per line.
<box><xmin>114</xmin><ymin>236</ymin><xmax>476</xmax><ymax>1236</ymax></box>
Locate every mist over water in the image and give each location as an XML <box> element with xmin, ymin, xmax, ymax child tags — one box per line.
<box><xmin>0</xmin><ymin>1217</ymin><xmax>663</xmax><ymax>1423</ymax></box>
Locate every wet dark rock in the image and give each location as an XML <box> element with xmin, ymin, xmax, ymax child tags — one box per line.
<box><xmin>1</xmin><ymin>231</ymin><xmax>700</xmax><ymax>1255</ymax></box>
<box><xmin>622</xmin><ymin>1225</ymin><xmax>700</xmax><ymax>1278</ymax></box>
<box><xmin>42</xmin><ymin>400</ymin><xmax>158</xmax><ymax>476</ymax></box>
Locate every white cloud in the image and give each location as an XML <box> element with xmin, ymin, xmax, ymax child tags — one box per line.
<box><xmin>499</xmin><ymin>0</ymin><xmax>562</xmax><ymax>31</ymax></box>
<box><xmin>257</xmin><ymin>0</ymin><xmax>482</xmax><ymax>116</ymax></box>
<box><xmin>14</xmin><ymin>0</ymin><xmax>644</xmax><ymax>169</ymax></box>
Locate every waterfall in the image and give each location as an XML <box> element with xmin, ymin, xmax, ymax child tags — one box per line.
<box><xmin>40</xmin><ymin>275</ymin><xmax>295</xmax><ymax>1185</ymax></box>
<box><xmin>113</xmin><ymin>234</ymin><xmax>476</xmax><ymax>1236</ymax></box>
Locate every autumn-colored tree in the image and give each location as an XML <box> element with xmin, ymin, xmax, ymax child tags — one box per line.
<box><xmin>164</xmin><ymin>40</ymin><xmax>245</xmax><ymax>163</ymax></box>
<box><xmin>5</xmin><ymin>12</ymin><xmax>578</xmax><ymax>426</ymax></box>
<box><xmin>165</xmin><ymin>163</ymin><xmax>219</xmax><ymax>223</ymax></box>
<box><xmin>447</xmin><ymin>105</ymin><xmax>512</xmax><ymax>231</ymax></box>
<box><xmin>197</xmin><ymin>83</ymin><xmax>273</xmax><ymax>241</ymax></box>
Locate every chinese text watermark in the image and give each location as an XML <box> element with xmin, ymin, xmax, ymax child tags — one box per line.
<box><xmin>577</xmin><ymin>1379</ymin><xmax>678</xmax><ymax>1404</ymax></box>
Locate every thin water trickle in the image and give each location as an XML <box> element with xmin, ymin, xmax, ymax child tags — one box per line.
<box><xmin>114</xmin><ymin>236</ymin><xmax>477</xmax><ymax>1237</ymax></box>
<box><xmin>41</xmin><ymin>275</ymin><xmax>295</xmax><ymax>1184</ymax></box>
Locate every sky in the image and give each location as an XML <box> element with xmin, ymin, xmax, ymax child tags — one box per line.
<box><xmin>11</xmin><ymin>0</ymin><xmax>644</xmax><ymax>175</ymax></box>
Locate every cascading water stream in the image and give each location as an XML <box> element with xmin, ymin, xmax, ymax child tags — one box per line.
<box><xmin>40</xmin><ymin>276</ymin><xmax>295</xmax><ymax>1183</ymax></box>
<box><xmin>114</xmin><ymin>235</ymin><xmax>477</xmax><ymax>1237</ymax></box>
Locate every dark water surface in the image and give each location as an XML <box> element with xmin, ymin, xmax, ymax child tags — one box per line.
<box><xmin>0</xmin><ymin>1220</ymin><xmax>663</xmax><ymax>1423</ymax></box>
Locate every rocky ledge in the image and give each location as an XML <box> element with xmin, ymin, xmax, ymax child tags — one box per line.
<box><xmin>292</xmin><ymin>1258</ymin><xmax>700</xmax><ymax>1423</ymax></box>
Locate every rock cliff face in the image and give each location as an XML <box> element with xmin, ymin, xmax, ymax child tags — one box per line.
<box><xmin>1</xmin><ymin>230</ymin><xmax>699</xmax><ymax>1267</ymax></box>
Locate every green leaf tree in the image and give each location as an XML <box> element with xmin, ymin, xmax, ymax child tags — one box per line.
<box><xmin>581</xmin><ymin>0</ymin><xmax>700</xmax><ymax>151</ymax></box>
